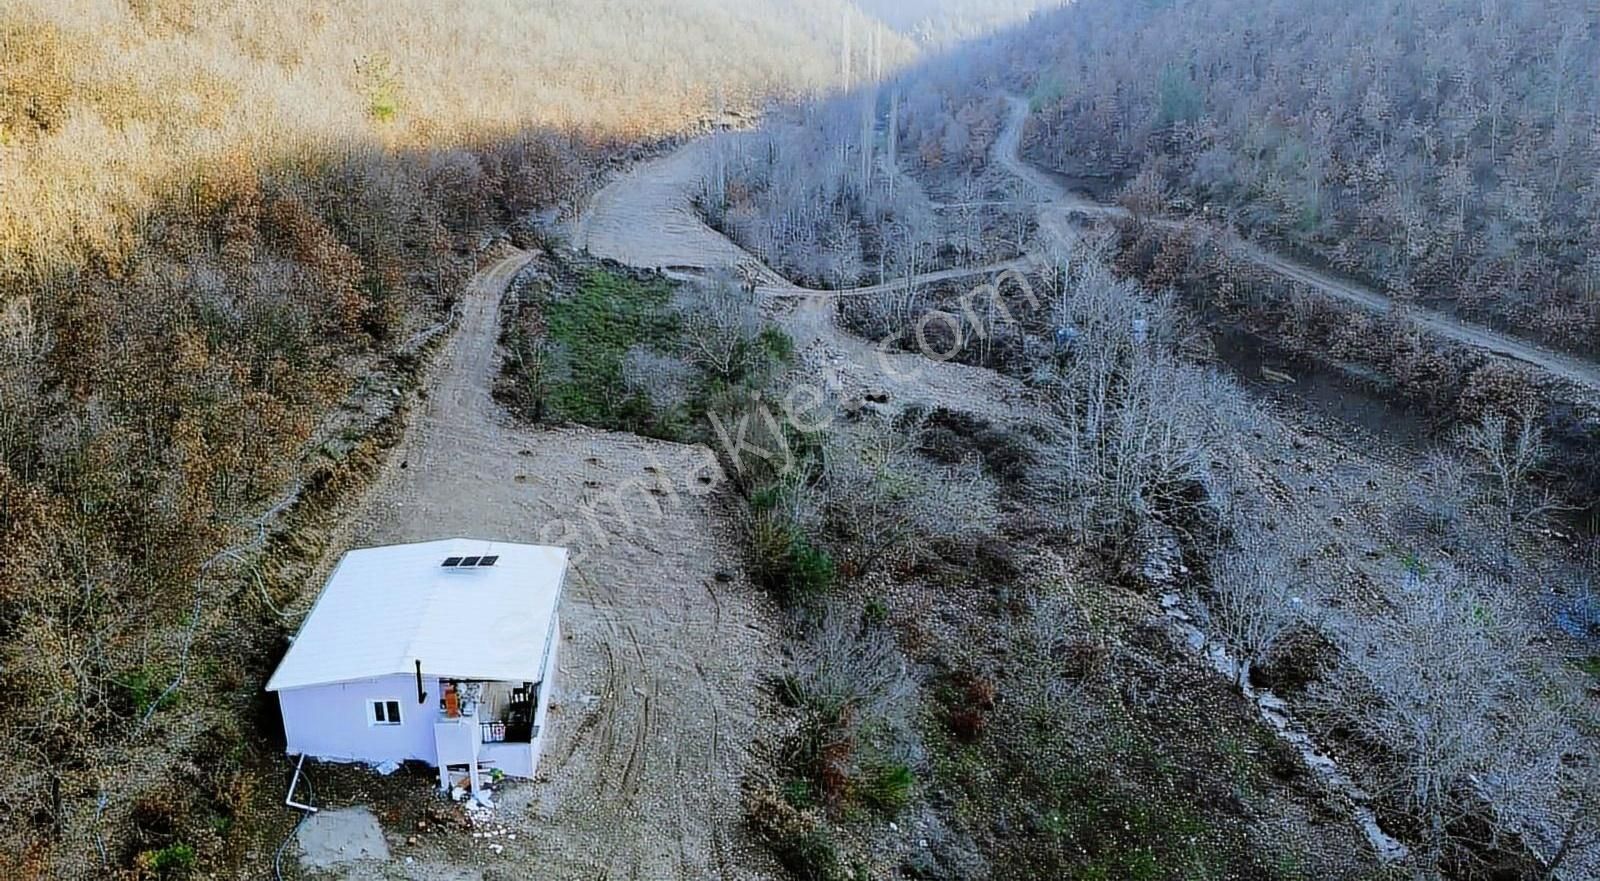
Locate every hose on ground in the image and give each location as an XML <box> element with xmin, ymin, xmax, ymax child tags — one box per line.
<box><xmin>272</xmin><ymin>761</ymin><xmax>315</xmax><ymax>881</ymax></box>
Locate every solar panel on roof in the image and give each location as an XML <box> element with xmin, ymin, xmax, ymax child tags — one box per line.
<box><xmin>442</xmin><ymin>557</ymin><xmax>463</xmax><ymax>567</ymax></box>
<box><xmin>459</xmin><ymin>556</ymin><xmax>481</xmax><ymax>567</ymax></box>
<box><xmin>478</xmin><ymin>556</ymin><xmax>499</xmax><ymax>567</ymax></box>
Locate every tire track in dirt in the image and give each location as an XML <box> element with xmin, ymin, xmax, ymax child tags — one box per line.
<box><xmin>314</xmin><ymin>248</ymin><xmax>780</xmax><ymax>879</ymax></box>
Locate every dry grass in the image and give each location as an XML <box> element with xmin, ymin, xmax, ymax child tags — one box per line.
<box><xmin>0</xmin><ymin>0</ymin><xmax>919</xmax><ymax>270</ymax></box>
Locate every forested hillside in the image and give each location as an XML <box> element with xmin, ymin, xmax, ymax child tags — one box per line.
<box><xmin>0</xmin><ymin>1</ymin><xmax>926</xmax><ymax>875</ymax></box>
<box><xmin>1014</xmin><ymin>0</ymin><xmax>1600</xmax><ymax>353</ymax></box>
<box><xmin>1</xmin><ymin>0</ymin><xmax>920</xmax><ymax>269</ymax></box>
<box><xmin>855</xmin><ymin>0</ymin><xmax>1059</xmax><ymax>46</ymax></box>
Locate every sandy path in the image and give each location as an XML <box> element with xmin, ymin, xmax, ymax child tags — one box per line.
<box><xmin>569</xmin><ymin>146</ymin><xmax>781</xmax><ymax>282</ymax></box>
<box><xmin>996</xmin><ymin>95</ymin><xmax>1600</xmax><ymax>392</ymax></box>
<box><xmin>571</xmin><ymin>141</ymin><xmax>1037</xmax><ymax>423</ymax></box>
<box><xmin>321</xmin><ymin>250</ymin><xmax>778</xmax><ymax>880</ymax></box>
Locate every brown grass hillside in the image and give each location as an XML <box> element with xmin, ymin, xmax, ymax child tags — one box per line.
<box><xmin>0</xmin><ymin>3</ymin><xmax>923</xmax><ymax>876</ymax></box>
<box><xmin>0</xmin><ymin>0</ymin><xmax>918</xmax><ymax>270</ymax></box>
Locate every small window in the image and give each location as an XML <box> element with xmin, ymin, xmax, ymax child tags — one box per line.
<box><xmin>372</xmin><ymin>700</ymin><xmax>402</xmax><ymax>725</ymax></box>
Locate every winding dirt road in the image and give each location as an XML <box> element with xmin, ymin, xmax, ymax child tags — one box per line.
<box><xmin>316</xmin><ymin>250</ymin><xmax>780</xmax><ymax>880</ymax></box>
<box><xmin>583</xmin><ymin>99</ymin><xmax>1600</xmax><ymax>396</ymax></box>
<box><xmin>568</xmin><ymin>138</ymin><xmax>1035</xmax><ymax>423</ymax></box>
<box><xmin>997</xmin><ymin>95</ymin><xmax>1600</xmax><ymax>392</ymax></box>
<box><xmin>309</xmin><ymin>87</ymin><xmax>1600</xmax><ymax>877</ymax></box>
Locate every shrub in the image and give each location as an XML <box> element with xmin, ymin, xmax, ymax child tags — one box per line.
<box><xmin>119</xmin><ymin>666</ymin><xmax>181</xmax><ymax>717</ymax></box>
<box><xmin>748</xmin><ymin>511</ymin><xmax>836</xmax><ymax>605</ymax></box>
<box><xmin>782</xmin><ymin>607</ymin><xmax>919</xmax><ymax>818</ymax></box>
<box><xmin>745</xmin><ymin>788</ymin><xmax>849</xmax><ymax>881</ymax></box>
<box><xmin>786</xmin><ymin>536</ymin><xmax>838</xmax><ymax>599</ymax></box>
<box><xmin>936</xmin><ymin>670</ymin><xmax>997</xmax><ymax>743</ymax></box>
<box><xmin>136</xmin><ymin>842</ymin><xmax>195</xmax><ymax>877</ymax></box>
<box><xmin>861</xmin><ymin>597</ymin><xmax>889</xmax><ymax>628</ymax></box>
<box><xmin>857</xmin><ymin>762</ymin><xmax>914</xmax><ymax>816</ymax></box>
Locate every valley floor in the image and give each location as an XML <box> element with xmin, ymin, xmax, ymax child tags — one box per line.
<box><xmin>262</xmin><ymin>86</ymin><xmax>1598</xmax><ymax>880</ymax></box>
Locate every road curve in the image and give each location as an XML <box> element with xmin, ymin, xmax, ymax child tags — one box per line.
<box><xmin>997</xmin><ymin>95</ymin><xmax>1600</xmax><ymax>393</ymax></box>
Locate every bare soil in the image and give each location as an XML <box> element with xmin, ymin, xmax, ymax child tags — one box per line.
<box><xmin>293</xmin><ymin>250</ymin><xmax>783</xmax><ymax>880</ymax></box>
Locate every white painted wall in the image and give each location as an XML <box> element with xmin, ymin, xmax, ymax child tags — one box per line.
<box><xmin>529</xmin><ymin>618</ymin><xmax>561</xmax><ymax>776</ymax></box>
<box><xmin>278</xmin><ymin>614</ymin><xmax>562</xmax><ymax>774</ymax></box>
<box><xmin>279</xmin><ymin>673</ymin><xmax>444</xmax><ymax>765</ymax></box>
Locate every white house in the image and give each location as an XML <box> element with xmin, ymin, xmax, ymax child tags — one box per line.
<box><xmin>266</xmin><ymin>539</ymin><xmax>566</xmax><ymax>798</ymax></box>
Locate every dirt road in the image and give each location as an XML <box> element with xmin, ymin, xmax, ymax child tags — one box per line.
<box><xmin>997</xmin><ymin>95</ymin><xmax>1600</xmax><ymax>392</ymax></box>
<box><xmin>319</xmin><ymin>250</ymin><xmax>779</xmax><ymax>879</ymax></box>
<box><xmin>569</xmin><ymin>139</ymin><xmax>1035</xmax><ymax>423</ymax></box>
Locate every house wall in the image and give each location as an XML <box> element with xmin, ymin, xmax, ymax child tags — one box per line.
<box><xmin>277</xmin><ymin>614</ymin><xmax>562</xmax><ymax>772</ymax></box>
<box><xmin>279</xmin><ymin>673</ymin><xmax>444</xmax><ymax>765</ymax></box>
<box><xmin>529</xmin><ymin>617</ymin><xmax>561</xmax><ymax>776</ymax></box>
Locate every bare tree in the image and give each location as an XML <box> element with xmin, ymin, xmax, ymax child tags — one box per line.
<box><xmin>673</xmin><ymin>275</ymin><xmax>763</xmax><ymax>381</ymax></box>
<box><xmin>1206</xmin><ymin>524</ymin><xmax>1318</xmax><ymax>690</ymax></box>
<box><xmin>1314</xmin><ymin>566</ymin><xmax>1536</xmax><ymax>875</ymax></box>
<box><xmin>1455</xmin><ymin>410</ymin><xmax>1560</xmax><ymax>560</ymax></box>
<box><xmin>793</xmin><ymin>602</ymin><xmax>916</xmax><ymax>737</ymax></box>
<box><xmin>789</xmin><ymin>601</ymin><xmax>919</xmax><ymax>805</ymax></box>
<box><xmin>1043</xmin><ymin>257</ymin><xmax>1231</xmax><ymax>551</ymax></box>
<box><xmin>1478</xmin><ymin>695</ymin><xmax>1600</xmax><ymax>880</ymax></box>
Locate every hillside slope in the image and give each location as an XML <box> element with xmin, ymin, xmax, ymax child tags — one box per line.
<box><xmin>1014</xmin><ymin>0</ymin><xmax>1600</xmax><ymax>353</ymax></box>
<box><xmin>0</xmin><ymin>0</ymin><xmax>921</xmax><ymax>268</ymax></box>
<box><xmin>0</xmin><ymin>2</ymin><xmax>927</xmax><ymax>875</ymax></box>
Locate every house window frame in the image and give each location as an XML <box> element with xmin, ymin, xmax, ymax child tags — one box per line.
<box><xmin>370</xmin><ymin>698</ymin><xmax>403</xmax><ymax>726</ymax></box>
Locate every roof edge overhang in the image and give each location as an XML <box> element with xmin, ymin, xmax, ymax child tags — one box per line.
<box><xmin>267</xmin><ymin>663</ymin><xmax>549</xmax><ymax>693</ymax></box>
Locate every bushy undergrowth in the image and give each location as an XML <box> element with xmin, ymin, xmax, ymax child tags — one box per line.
<box><xmin>751</xmin><ymin>605</ymin><xmax>918</xmax><ymax>879</ymax></box>
<box><xmin>0</xmin><ymin>0</ymin><xmax>921</xmax><ymax>269</ymax></box>
<box><xmin>499</xmin><ymin>265</ymin><xmax>795</xmax><ymax>442</ymax></box>
<box><xmin>541</xmin><ymin>269</ymin><xmax>683</xmax><ymax>436</ymax></box>
<box><xmin>746</xmin><ymin>787</ymin><xmax>855</xmax><ymax>881</ymax></box>
<box><xmin>924</xmin><ymin>594</ymin><xmax>1341</xmax><ymax>881</ymax></box>
<box><xmin>0</xmin><ymin>123</ymin><xmax>587</xmax><ymax>876</ymax></box>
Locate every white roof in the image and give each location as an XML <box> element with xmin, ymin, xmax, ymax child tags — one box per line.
<box><xmin>266</xmin><ymin>539</ymin><xmax>567</xmax><ymax>692</ymax></box>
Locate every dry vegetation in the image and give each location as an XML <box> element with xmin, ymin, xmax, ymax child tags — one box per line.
<box><xmin>1014</xmin><ymin>0</ymin><xmax>1600</xmax><ymax>355</ymax></box>
<box><xmin>0</xmin><ymin>1</ymin><xmax>948</xmax><ymax>876</ymax></box>
<box><xmin>0</xmin><ymin>0</ymin><xmax>928</xmax><ymax>271</ymax></box>
<box><xmin>9</xmin><ymin>1</ymin><xmax>1600</xmax><ymax>879</ymax></box>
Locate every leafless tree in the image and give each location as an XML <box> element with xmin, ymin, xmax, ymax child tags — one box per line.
<box><xmin>1043</xmin><ymin>257</ymin><xmax>1234</xmax><ymax>551</ymax></box>
<box><xmin>1314</xmin><ymin>566</ymin><xmax>1537</xmax><ymax>875</ymax></box>
<box><xmin>0</xmin><ymin>314</ymin><xmax>44</xmax><ymax>472</ymax></box>
<box><xmin>1478</xmin><ymin>695</ymin><xmax>1600</xmax><ymax>880</ymax></box>
<box><xmin>794</xmin><ymin>602</ymin><xmax>916</xmax><ymax>730</ymax></box>
<box><xmin>790</xmin><ymin>600</ymin><xmax>919</xmax><ymax>791</ymax></box>
<box><xmin>1207</xmin><ymin>524</ymin><xmax>1319</xmax><ymax>690</ymax></box>
<box><xmin>673</xmin><ymin>275</ymin><xmax>763</xmax><ymax>380</ymax></box>
<box><xmin>1455</xmin><ymin>410</ymin><xmax>1561</xmax><ymax>559</ymax></box>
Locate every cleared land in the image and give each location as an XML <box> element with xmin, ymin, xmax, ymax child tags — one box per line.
<box><xmin>297</xmin><ymin>250</ymin><xmax>780</xmax><ymax>879</ymax></box>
